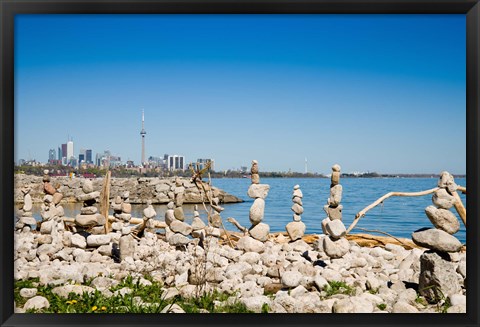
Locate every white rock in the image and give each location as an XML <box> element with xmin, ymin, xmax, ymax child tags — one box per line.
<box><xmin>160</xmin><ymin>303</ymin><xmax>185</xmax><ymax>313</ymax></box>
<box><xmin>323</xmin><ymin>236</ymin><xmax>350</xmax><ymax>259</ymax></box>
<box><xmin>236</xmin><ymin>236</ymin><xmax>265</xmax><ymax>253</ymax></box>
<box><xmin>87</xmin><ymin>234</ymin><xmax>111</xmax><ymax>247</ymax></box>
<box><xmin>24</xmin><ymin>296</ymin><xmax>49</xmax><ymax>311</ymax></box>
<box><xmin>325</xmin><ymin>219</ymin><xmax>346</xmax><ymax>239</ymax></box>
<box><xmin>392</xmin><ymin>301</ymin><xmax>419</xmax><ymax>313</ymax></box>
<box><xmin>241</xmin><ymin>296</ymin><xmax>272</xmax><ymax>313</ymax></box>
<box><xmin>170</xmin><ymin>220</ymin><xmax>193</xmax><ymax>236</ymax></box>
<box><xmin>249</xmin><ymin>222</ymin><xmax>270</xmax><ymax>242</ymax></box>
<box><xmin>168</xmin><ymin>233</ymin><xmax>191</xmax><ymax>246</ymax></box>
<box><xmin>281</xmin><ymin>270</ymin><xmax>303</xmax><ymax>288</ymax></box>
<box><xmin>247</xmin><ymin>184</ymin><xmax>270</xmax><ymax>199</ymax></box>
<box><xmin>285</xmin><ymin>221</ymin><xmax>306</xmax><ymax>241</ymax></box>
<box><xmin>20</xmin><ymin>288</ymin><xmax>37</xmax><ymax>298</ymax></box>
<box><xmin>52</xmin><ymin>285</ymin><xmax>95</xmax><ymax>298</ymax></box>
<box><xmin>249</xmin><ymin>198</ymin><xmax>265</xmax><ymax>225</ymax></box>
<box><xmin>82</xmin><ymin>179</ymin><xmax>94</xmax><ymax>193</ymax></box>
<box><xmin>71</xmin><ymin>234</ymin><xmax>87</xmax><ymax>249</ymax></box>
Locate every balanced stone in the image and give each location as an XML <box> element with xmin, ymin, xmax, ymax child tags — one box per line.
<box><xmin>116</xmin><ymin>213</ymin><xmax>131</xmax><ymax>222</ymax></box>
<box><xmin>121</xmin><ymin>202</ymin><xmax>132</xmax><ymax>214</ymax></box>
<box><xmin>249</xmin><ymin>198</ymin><xmax>265</xmax><ymax>225</ymax></box>
<box><xmin>249</xmin><ymin>222</ymin><xmax>270</xmax><ymax>242</ymax></box>
<box><xmin>191</xmin><ymin>217</ymin><xmax>206</xmax><ymax>230</ymax></box>
<box><xmin>412</xmin><ymin>228</ymin><xmax>462</xmax><ymax>252</ymax></box>
<box><xmin>424</xmin><ymin>206</ymin><xmax>459</xmax><ymax>234</ymax></box>
<box><xmin>143</xmin><ymin>206</ymin><xmax>156</xmax><ymax>219</ymax></box>
<box><xmin>87</xmin><ymin>234</ymin><xmax>111</xmax><ymax>247</ymax></box>
<box><xmin>20</xmin><ymin>217</ymin><xmax>37</xmax><ymax>226</ymax></box>
<box><xmin>323</xmin><ymin>236</ymin><xmax>350</xmax><ymax>259</ymax></box>
<box><xmin>75</xmin><ymin>214</ymin><xmax>99</xmax><ymax>227</ymax></box>
<box><xmin>170</xmin><ymin>220</ymin><xmax>193</xmax><ymax>236</ymax></box>
<box><xmin>331</xmin><ymin>171</ymin><xmax>340</xmax><ymax>186</ymax></box>
<box><xmin>324</xmin><ymin>204</ymin><xmax>343</xmax><ymax>220</ymax></box>
<box><xmin>247</xmin><ymin>184</ymin><xmax>270</xmax><ymax>199</ymax></box>
<box><xmin>286</xmin><ymin>221</ymin><xmax>306</xmax><ymax>241</ymax></box>
<box><xmin>165</xmin><ymin>210</ymin><xmax>175</xmax><ymax>226</ymax></box>
<box><xmin>251</xmin><ymin>174</ymin><xmax>260</xmax><ymax>184</ymax></box>
<box><xmin>168</xmin><ymin>233</ymin><xmax>191</xmax><ymax>246</ymax></box>
<box><xmin>80</xmin><ymin>206</ymin><xmax>98</xmax><ymax>215</ymax></box>
<box><xmin>332</xmin><ymin>164</ymin><xmax>341</xmax><ymax>172</ymax></box>
<box><xmin>210</xmin><ymin>213</ymin><xmax>222</xmax><ymax>228</ymax></box>
<box><xmin>43</xmin><ymin>195</ymin><xmax>53</xmax><ymax>203</ymax></box>
<box><xmin>432</xmin><ymin>189</ymin><xmax>457</xmax><ymax>209</ymax></box>
<box><xmin>292</xmin><ymin>189</ymin><xmax>303</xmax><ymax>198</ymax></box>
<box><xmin>23</xmin><ymin>194</ymin><xmax>33</xmax><ymax>212</ymax></box>
<box><xmin>52</xmin><ymin>192</ymin><xmax>63</xmax><ymax>205</ymax></box>
<box><xmin>44</xmin><ymin>183</ymin><xmax>56</xmax><ymax>195</ymax></box>
<box><xmin>175</xmin><ymin>193</ymin><xmax>185</xmax><ymax>206</ymax></box>
<box><xmin>293</xmin><ymin>214</ymin><xmax>302</xmax><ymax>222</ymax></box>
<box><xmin>119</xmin><ymin>234</ymin><xmax>137</xmax><ymax>260</ymax></box>
<box><xmin>325</xmin><ymin>219</ymin><xmax>346</xmax><ymax>239</ymax></box>
<box><xmin>251</xmin><ymin>160</ymin><xmax>259</xmax><ymax>174</ymax></box>
<box><xmin>321</xmin><ymin>218</ymin><xmax>329</xmax><ymax>235</ymax></box>
<box><xmin>82</xmin><ymin>180</ymin><xmax>94</xmax><ymax>194</ymax></box>
<box><xmin>437</xmin><ymin>171</ymin><xmax>457</xmax><ymax>193</ymax></box>
<box><xmin>291</xmin><ymin>203</ymin><xmax>304</xmax><ymax>215</ymax></box>
<box><xmin>167</xmin><ymin>202</ymin><xmax>175</xmax><ymax>210</ymax></box>
<box><xmin>328</xmin><ymin>185</ymin><xmax>342</xmax><ymax>207</ymax></box>
<box><xmin>292</xmin><ymin>196</ymin><xmax>303</xmax><ymax>206</ymax></box>
<box><xmin>173</xmin><ymin>207</ymin><xmax>185</xmax><ymax>221</ymax></box>
<box><xmin>77</xmin><ymin>191</ymin><xmax>100</xmax><ymax>202</ymax></box>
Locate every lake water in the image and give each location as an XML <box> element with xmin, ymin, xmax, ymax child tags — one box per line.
<box><xmin>29</xmin><ymin>177</ymin><xmax>467</xmax><ymax>243</ymax></box>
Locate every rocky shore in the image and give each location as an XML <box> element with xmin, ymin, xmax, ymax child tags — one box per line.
<box><xmin>14</xmin><ymin>175</ymin><xmax>243</xmax><ymax>204</ymax></box>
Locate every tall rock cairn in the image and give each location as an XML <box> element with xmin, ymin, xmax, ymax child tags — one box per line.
<box><xmin>40</xmin><ymin>170</ymin><xmax>65</xmax><ymax>234</ymax></box>
<box><xmin>74</xmin><ymin>179</ymin><xmax>105</xmax><ymax>233</ymax></box>
<box><xmin>322</xmin><ymin>164</ymin><xmax>350</xmax><ymax>259</ymax></box>
<box><xmin>247</xmin><ymin>160</ymin><xmax>270</xmax><ymax>242</ymax></box>
<box><xmin>165</xmin><ymin>178</ymin><xmax>193</xmax><ymax>247</ymax></box>
<box><xmin>412</xmin><ymin>171</ymin><xmax>465</xmax><ymax>303</ymax></box>
<box><xmin>111</xmin><ymin>191</ymin><xmax>132</xmax><ymax>233</ymax></box>
<box><xmin>15</xmin><ymin>187</ymin><xmax>36</xmax><ymax>231</ymax></box>
<box><xmin>285</xmin><ymin>185</ymin><xmax>306</xmax><ymax>241</ymax></box>
<box><xmin>142</xmin><ymin>200</ymin><xmax>157</xmax><ymax>233</ymax></box>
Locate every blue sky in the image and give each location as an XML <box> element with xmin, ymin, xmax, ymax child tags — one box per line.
<box><xmin>15</xmin><ymin>14</ymin><xmax>466</xmax><ymax>174</ymax></box>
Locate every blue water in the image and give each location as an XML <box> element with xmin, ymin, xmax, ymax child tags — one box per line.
<box><xmin>29</xmin><ymin>177</ymin><xmax>466</xmax><ymax>243</ymax></box>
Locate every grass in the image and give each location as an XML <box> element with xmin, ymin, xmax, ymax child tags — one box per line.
<box><xmin>322</xmin><ymin>281</ymin><xmax>354</xmax><ymax>298</ymax></box>
<box><xmin>377</xmin><ymin>303</ymin><xmax>387</xmax><ymax>311</ymax></box>
<box><xmin>15</xmin><ymin>276</ymin><xmax>253</xmax><ymax>313</ymax></box>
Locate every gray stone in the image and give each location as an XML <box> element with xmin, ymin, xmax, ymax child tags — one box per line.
<box><xmin>165</xmin><ymin>209</ymin><xmax>175</xmax><ymax>226</ymax></box>
<box><xmin>116</xmin><ymin>213</ymin><xmax>131</xmax><ymax>222</ymax></box>
<box><xmin>432</xmin><ymin>189</ymin><xmax>457</xmax><ymax>209</ymax></box>
<box><xmin>175</xmin><ymin>193</ymin><xmax>185</xmax><ymax>206</ymax></box>
<box><xmin>247</xmin><ymin>184</ymin><xmax>270</xmax><ymax>199</ymax></box>
<box><xmin>293</xmin><ymin>214</ymin><xmax>302</xmax><ymax>222</ymax></box>
<box><xmin>325</xmin><ymin>219</ymin><xmax>346</xmax><ymax>239</ymax></box>
<box><xmin>121</xmin><ymin>202</ymin><xmax>132</xmax><ymax>214</ymax></box>
<box><xmin>437</xmin><ymin>171</ymin><xmax>457</xmax><ymax>193</ymax></box>
<box><xmin>286</xmin><ymin>221</ymin><xmax>305</xmax><ymax>241</ymax></box>
<box><xmin>23</xmin><ymin>194</ymin><xmax>33</xmax><ymax>212</ymax></box>
<box><xmin>249</xmin><ymin>222</ymin><xmax>270</xmax><ymax>242</ymax></box>
<box><xmin>328</xmin><ymin>185</ymin><xmax>342</xmax><ymax>207</ymax></box>
<box><xmin>143</xmin><ymin>206</ymin><xmax>156</xmax><ymax>219</ymax></box>
<box><xmin>170</xmin><ymin>220</ymin><xmax>193</xmax><ymax>236</ymax></box>
<box><xmin>20</xmin><ymin>288</ymin><xmax>38</xmax><ymax>298</ymax></box>
<box><xmin>24</xmin><ymin>296</ymin><xmax>50</xmax><ymax>311</ymax></box>
<box><xmin>40</xmin><ymin>220</ymin><xmax>55</xmax><ymax>234</ymax></box>
<box><xmin>119</xmin><ymin>234</ymin><xmax>137</xmax><ymax>260</ymax></box>
<box><xmin>75</xmin><ymin>214</ymin><xmax>99</xmax><ymax>227</ymax></box>
<box><xmin>249</xmin><ymin>198</ymin><xmax>265</xmax><ymax>225</ymax></box>
<box><xmin>291</xmin><ymin>203</ymin><xmax>304</xmax><ymax>215</ymax></box>
<box><xmin>87</xmin><ymin>234</ymin><xmax>111</xmax><ymax>247</ymax></box>
<box><xmin>324</xmin><ymin>204</ymin><xmax>343</xmax><ymax>220</ymax></box>
<box><xmin>173</xmin><ymin>207</ymin><xmax>185</xmax><ymax>221</ymax></box>
<box><xmin>419</xmin><ymin>251</ymin><xmax>462</xmax><ymax>303</ymax></box>
<box><xmin>20</xmin><ymin>217</ymin><xmax>37</xmax><ymax>226</ymax></box>
<box><xmin>209</xmin><ymin>213</ymin><xmax>222</xmax><ymax>228</ymax></box>
<box><xmin>77</xmin><ymin>191</ymin><xmax>100</xmax><ymax>202</ymax></box>
<box><xmin>424</xmin><ymin>206</ymin><xmax>460</xmax><ymax>235</ymax></box>
<box><xmin>80</xmin><ymin>206</ymin><xmax>98</xmax><ymax>215</ymax></box>
<box><xmin>281</xmin><ymin>270</ymin><xmax>303</xmax><ymax>288</ymax></box>
<box><xmin>323</xmin><ymin>236</ymin><xmax>350</xmax><ymax>259</ymax></box>
<box><xmin>236</xmin><ymin>236</ymin><xmax>265</xmax><ymax>253</ymax></box>
<box><xmin>168</xmin><ymin>233</ymin><xmax>191</xmax><ymax>246</ymax></box>
<box><xmin>82</xmin><ymin>179</ymin><xmax>94</xmax><ymax>193</ymax></box>
<box><xmin>412</xmin><ymin>229</ymin><xmax>462</xmax><ymax>252</ymax></box>
<box><xmin>191</xmin><ymin>217</ymin><xmax>206</xmax><ymax>230</ymax></box>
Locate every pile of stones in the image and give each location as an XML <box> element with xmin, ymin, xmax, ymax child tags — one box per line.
<box><xmin>15</xmin><ymin>187</ymin><xmax>36</xmax><ymax>231</ymax></box>
<box><xmin>142</xmin><ymin>200</ymin><xmax>157</xmax><ymax>234</ymax></box>
<box><xmin>412</xmin><ymin>171</ymin><xmax>465</xmax><ymax>304</ymax></box>
<box><xmin>321</xmin><ymin>164</ymin><xmax>349</xmax><ymax>259</ymax></box>
<box><xmin>247</xmin><ymin>160</ymin><xmax>271</xmax><ymax>242</ymax></box>
<box><xmin>74</xmin><ymin>179</ymin><xmax>105</xmax><ymax>234</ymax></box>
<box><xmin>164</xmin><ymin>183</ymin><xmax>194</xmax><ymax>247</ymax></box>
<box><xmin>285</xmin><ymin>185</ymin><xmax>306</xmax><ymax>241</ymax></box>
<box><xmin>191</xmin><ymin>204</ymin><xmax>207</xmax><ymax>238</ymax></box>
<box><xmin>111</xmin><ymin>191</ymin><xmax>132</xmax><ymax>234</ymax></box>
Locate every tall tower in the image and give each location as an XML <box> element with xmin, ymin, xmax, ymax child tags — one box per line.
<box><xmin>140</xmin><ymin>109</ymin><xmax>146</xmax><ymax>166</ymax></box>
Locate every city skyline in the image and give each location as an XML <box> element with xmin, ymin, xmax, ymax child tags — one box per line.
<box><xmin>15</xmin><ymin>14</ymin><xmax>466</xmax><ymax>174</ymax></box>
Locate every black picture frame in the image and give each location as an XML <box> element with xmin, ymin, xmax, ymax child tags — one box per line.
<box><xmin>1</xmin><ymin>1</ymin><xmax>478</xmax><ymax>326</ymax></box>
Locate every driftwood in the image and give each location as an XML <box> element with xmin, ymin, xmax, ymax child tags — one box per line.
<box><xmin>100</xmin><ymin>171</ymin><xmax>111</xmax><ymax>234</ymax></box>
<box><xmin>226</xmin><ymin>217</ymin><xmax>248</xmax><ymax>234</ymax></box>
<box><xmin>346</xmin><ymin>187</ymin><xmax>440</xmax><ymax>234</ymax></box>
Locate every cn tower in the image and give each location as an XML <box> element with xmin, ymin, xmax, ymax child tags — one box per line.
<box><xmin>140</xmin><ymin>109</ymin><xmax>146</xmax><ymax>166</ymax></box>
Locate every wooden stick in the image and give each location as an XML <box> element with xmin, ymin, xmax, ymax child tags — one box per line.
<box><xmin>451</xmin><ymin>190</ymin><xmax>466</xmax><ymax>226</ymax></box>
<box><xmin>355</xmin><ymin>227</ymin><xmax>413</xmax><ymax>249</ymax></box>
<box><xmin>100</xmin><ymin>171</ymin><xmax>111</xmax><ymax>234</ymax></box>
<box><xmin>346</xmin><ymin>187</ymin><xmax>439</xmax><ymax>234</ymax></box>
<box><xmin>457</xmin><ymin>185</ymin><xmax>467</xmax><ymax>194</ymax></box>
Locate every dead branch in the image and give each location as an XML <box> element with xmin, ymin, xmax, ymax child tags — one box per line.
<box><xmin>346</xmin><ymin>187</ymin><xmax>439</xmax><ymax>234</ymax></box>
<box><xmin>226</xmin><ymin>217</ymin><xmax>248</xmax><ymax>234</ymax></box>
<box><xmin>354</xmin><ymin>227</ymin><xmax>413</xmax><ymax>249</ymax></box>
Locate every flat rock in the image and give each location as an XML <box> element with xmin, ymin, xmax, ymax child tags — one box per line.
<box><xmin>75</xmin><ymin>214</ymin><xmax>99</xmax><ymax>227</ymax></box>
<box><xmin>412</xmin><ymin>228</ymin><xmax>462</xmax><ymax>252</ymax></box>
<box><xmin>168</xmin><ymin>233</ymin><xmax>191</xmax><ymax>246</ymax></box>
<box><xmin>170</xmin><ymin>220</ymin><xmax>193</xmax><ymax>236</ymax></box>
<box><xmin>80</xmin><ymin>206</ymin><xmax>98</xmax><ymax>215</ymax></box>
<box><xmin>77</xmin><ymin>191</ymin><xmax>100</xmax><ymax>202</ymax></box>
<box><xmin>291</xmin><ymin>203</ymin><xmax>304</xmax><ymax>215</ymax></box>
<box><xmin>52</xmin><ymin>285</ymin><xmax>95</xmax><ymax>298</ymax></box>
<box><xmin>424</xmin><ymin>206</ymin><xmax>460</xmax><ymax>235</ymax></box>
<box><xmin>286</xmin><ymin>221</ymin><xmax>305</xmax><ymax>241</ymax></box>
<box><xmin>87</xmin><ymin>234</ymin><xmax>111</xmax><ymax>247</ymax></box>
<box><xmin>247</xmin><ymin>184</ymin><xmax>270</xmax><ymax>199</ymax></box>
<box><xmin>173</xmin><ymin>207</ymin><xmax>185</xmax><ymax>221</ymax></box>
<box><xmin>191</xmin><ymin>217</ymin><xmax>206</xmax><ymax>230</ymax></box>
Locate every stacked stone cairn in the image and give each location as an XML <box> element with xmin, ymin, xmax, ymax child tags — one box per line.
<box><xmin>15</xmin><ymin>187</ymin><xmax>37</xmax><ymax>231</ymax></box>
<box><xmin>110</xmin><ymin>191</ymin><xmax>132</xmax><ymax>233</ymax></box>
<box><xmin>74</xmin><ymin>179</ymin><xmax>105</xmax><ymax>234</ymax></box>
<box><xmin>285</xmin><ymin>185</ymin><xmax>306</xmax><ymax>241</ymax></box>
<box><xmin>247</xmin><ymin>160</ymin><xmax>271</xmax><ymax>242</ymax></box>
<box><xmin>165</xmin><ymin>179</ymin><xmax>193</xmax><ymax>247</ymax></box>
<box><xmin>412</xmin><ymin>171</ymin><xmax>465</xmax><ymax>304</ymax></box>
<box><xmin>191</xmin><ymin>204</ymin><xmax>207</xmax><ymax>239</ymax></box>
<box><xmin>321</xmin><ymin>164</ymin><xmax>350</xmax><ymax>259</ymax></box>
<box><xmin>141</xmin><ymin>200</ymin><xmax>157</xmax><ymax>233</ymax></box>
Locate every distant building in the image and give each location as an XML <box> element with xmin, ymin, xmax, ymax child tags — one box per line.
<box><xmin>57</xmin><ymin>146</ymin><xmax>62</xmax><ymax>161</ymax></box>
<box><xmin>196</xmin><ymin>158</ymin><xmax>215</xmax><ymax>171</ymax></box>
<box><xmin>19</xmin><ymin>159</ymin><xmax>26</xmax><ymax>166</ymax></box>
<box><xmin>167</xmin><ymin>155</ymin><xmax>186</xmax><ymax>171</ymax></box>
<box><xmin>79</xmin><ymin>153</ymin><xmax>85</xmax><ymax>164</ymax></box>
<box><xmin>48</xmin><ymin>149</ymin><xmax>56</xmax><ymax>164</ymax></box>
<box><xmin>67</xmin><ymin>141</ymin><xmax>74</xmax><ymax>162</ymax></box>
<box><xmin>85</xmin><ymin>149</ymin><xmax>92</xmax><ymax>164</ymax></box>
<box><xmin>148</xmin><ymin>156</ymin><xmax>165</xmax><ymax>168</ymax></box>
<box><xmin>61</xmin><ymin>143</ymin><xmax>67</xmax><ymax>162</ymax></box>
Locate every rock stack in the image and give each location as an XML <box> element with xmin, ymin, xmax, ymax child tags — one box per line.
<box><xmin>15</xmin><ymin>187</ymin><xmax>37</xmax><ymax>231</ymax></box>
<box><xmin>165</xmin><ymin>181</ymin><xmax>192</xmax><ymax>247</ymax></box>
<box><xmin>111</xmin><ymin>191</ymin><xmax>132</xmax><ymax>233</ymax></box>
<box><xmin>74</xmin><ymin>179</ymin><xmax>105</xmax><ymax>233</ymax></box>
<box><xmin>191</xmin><ymin>205</ymin><xmax>207</xmax><ymax>239</ymax></box>
<box><xmin>142</xmin><ymin>200</ymin><xmax>157</xmax><ymax>233</ymax></box>
<box><xmin>321</xmin><ymin>164</ymin><xmax>350</xmax><ymax>259</ymax></box>
<box><xmin>412</xmin><ymin>171</ymin><xmax>465</xmax><ymax>303</ymax></box>
<box><xmin>247</xmin><ymin>160</ymin><xmax>270</xmax><ymax>242</ymax></box>
<box><xmin>39</xmin><ymin>170</ymin><xmax>65</xmax><ymax>235</ymax></box>
<box><xmin>285</xmin><ymin>185</ymin><xmax>305</xmax><ymax>241</ymax></box>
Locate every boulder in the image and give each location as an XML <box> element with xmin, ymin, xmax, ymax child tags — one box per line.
<box><xmin>119</xmin><ymin>234</ymin><xmax>137</xmax><ymax>260</ymax></box>
<box><xmin>23</xmin><ymin>296</ymin><xmax>50</xmax><ymax>311</ymax></box>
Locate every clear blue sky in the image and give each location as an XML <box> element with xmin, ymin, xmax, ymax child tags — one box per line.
<box><xmin>15</xmin><ymin>14</ymin><xmax>466</xmax><ymax>174</ymax></box>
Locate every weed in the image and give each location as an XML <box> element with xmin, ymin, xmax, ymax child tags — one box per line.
<box><xmin>377</xmin><ymin>303</ymin><xmax>387</xmax><ymax>311</ymax></box>
<box><xmin>323</xmin><ymin>281</ymin><xmax>354</xmax><ymax>297</ymax></box>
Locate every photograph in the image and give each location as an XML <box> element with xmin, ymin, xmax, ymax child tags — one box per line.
<box><xmin>1</xmin><ymin>2</ymin><xmax>477</xmax><ymax>323</ymax></box>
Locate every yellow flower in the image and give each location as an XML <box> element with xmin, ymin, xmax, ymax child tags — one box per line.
<box><xmin>66</xmin><ymin>301</ymin><xmax>72</xmax><ymax>305</ymax></box>
<box><xmin>91</xmin><ymin>306</ymin><xmax>98</xmax><ymax>311</ymax></box>
<box><xmin>101</xmin><ymin>306</ymin><xmax>107</xmax><ymax>311</ymax></box>
<box><xmin>71</xmin><ymin>300</ymin><xmax>77</xmax><ymax>304</ymax></box>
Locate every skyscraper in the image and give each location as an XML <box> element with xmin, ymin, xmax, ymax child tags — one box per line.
<box><xmin>67</xmin><ymin>141</ymin><xmax>74</xmax><ymax>160</ymax></box>
<box><xmin>86</xmin><ymin>149</ymin><xmax>92</xmax><ymax>164</ymax></box>
<box><xmin>48</xmin><ymin>149</ymin><xmax>56</xmax><ymax>164</ymax></box>
<box><xmin>140</xmin><ymin>109</ymin><xmax>146</xmax><ymax>166</ymax></box>
<box><xmin>61</xmin><ymin>143</ymin><xmax>67</xmax><ymax>160</ymax></box>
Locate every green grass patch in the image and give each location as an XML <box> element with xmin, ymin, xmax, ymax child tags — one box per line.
<box><xmin>323</xmin><ymin>281</ymin><xmax>354</xmax><ymax>297</ymax></box>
